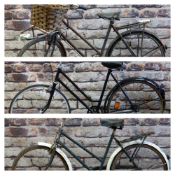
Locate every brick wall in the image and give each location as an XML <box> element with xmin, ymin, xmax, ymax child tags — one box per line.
<box><xmin>4</xmin><ymin>61</ymin><xmax>171</xmax><ymax>113</ymax></box>
<box><xmin>4</xmin><ymin>4</ymin><xmax>171</xmax><ymax>57</ymax></box>
<box><xmin>4</xmin><ymin>118</ymin><xmax>171</xmax><ymax>170</ymax></box>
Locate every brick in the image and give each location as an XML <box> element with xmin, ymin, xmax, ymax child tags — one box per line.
<box><xmin>43</xmin><ymin>63</ymin><xmax>57</xmax><ymax>72</ymax></box>
<box><xmin>5</xmin><ymin>11</ymin><xmax>12</xmax><ymax>20</ymax></box>
<box><xmin>45</xmin><ymin>119</ymin><xmax>61</xmax><ymax>126</ymax></box>
<box><xmin>22</xmin><ymin>5</ymin><xmax>31</xmax><ymax>9</ymax></box>
<box><xmin>139</xmin><ymin>9</ymin><xmax>157</xmax><ymax>18</ymax></box>
<box><xmin>121</xmin><ymin>9</ymin><xmax>139</xmax><ymax>18</ymax></box>
<box><xmin>162</xmin><ymin>62</ymin><xmax>171</xmax><ymax>71</ymax></box>
<box><xmin>13</xmin><ymin>64</ymin><xmax>27</xmax><ymax>73</ymax></box>
<box><xmin>29</xmin><ymin>64</ymin><xmax>42</xmax><ymax>72</ymax></box>
<box><xmin>82</xmin><ymin>118</ymin><xmax>100</xmax><ymax>126</ymax></box>
<box><xmin>28</xmin><ymin>73</ymin><xmax>36</xmax><ymax>82</ymax></box>
<box><xmin>126</xmin><ymin>62</ymin><xmax>144</xmax><ymax>71</ymax></box>
<box><xmin>132</xmin><ymin>5</ymin><xmax>162</xmax><ymax>10</ymax></box>
<box><xmin>146</xmin><ymin>19</ymin><xmax>170</xmax><ymax>28</ymax></box>
<box><xmin>6</xmin><ymin>21</ymin><xmax>31</xmax><ymax>31</ymax></box>
<box><xmin>5</xmin><ymin>65</ymin><xmax>12</xmax><ymax>73</ymax></box>
<box><xmin>159</xmin><ymin>118</ymin><xmax>171</xmax><ymax>126</ymax></box>
<box><xmin>124</xmin><ymin>118</ymin><xmax>140</xmax><ymax>126</ymax></box>
<box><xmin>9</xmin><ymin>118</ymin><xmax>27</xmax><ymax>126</ymax></box>
<box><xmin>84</xmin><ymin>9</ymin><xmax>102</xmax><ymax>19</ymax></box>
<box><xmin>65</xmin><ymin>118</ymin><xmax>81</xmax><ymax>126</ymax></box>
<box><xmin>158</xmin><ymin>9</ymin><xmax>170</xmax><ymax>18</ymax></box>
<box><xmin>28</xmin><ymin>119</ymin><xmax>45</xmax><ymax>125</ymax></box>
<box><xmin>37</xmin><ymin>73</ymin><xmax>44</xmax><ymax>81</ymax></box>
<box><xmin>11</xmin><ymin>74</ymin><xmax>28</xmax><ymax>82</ymax></box>
<box><xmin>4</xmin><ymin>5</ymin><xmax>21</xmax><ymax>10</ymax></box>
<box><xmin>9</xmin><ymin>128</ymin><xmax>29</xmax><ymax>137</ymax></box>
<box><xmin>139</xmin><ymin>118</ymin><xmax>159</xmax><ymax>126</ymax></box>
<box><xmin>12</xmin><ymin>10</ymin><xmax>30</xmax><ymax>19</ymax></box>
<box><xmin>5</xmin><ymin>119</ymin><xmax>10</xmax><ymax>126</ymax></box>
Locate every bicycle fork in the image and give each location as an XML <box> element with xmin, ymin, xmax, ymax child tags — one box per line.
<box><xmin>44</xmin><ymin>121</ymin><xmax>65</xmax><ymax>170</ymax></box>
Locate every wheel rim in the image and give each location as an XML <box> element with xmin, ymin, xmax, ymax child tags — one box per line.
<box><xmin>111</xmin><ymin>144</ymin><xmax>168</xmax><ymax>171</ymax></box>
<box><xmin>109</xmin><ymin>31</ymin><xmax>164</xmax><ymax>57</ymax></box>
<box><xmin>107</xmin><ymin>81</ymin><xmax>164</xmax><ymax>113</ymax></box>
<box><xmin>10</xmin><ymin>85</ymin><xmax>70</xmax><ymax>114</ymax></box>
<box><xmin>11</xmin><ymin>146</ymin><xmax>68</xmax><ymax>170</ymax></box>
<box><xmin>18</xmin><ymin>38</ymin><xmax>64</xmax><ymax>57</ymax></box>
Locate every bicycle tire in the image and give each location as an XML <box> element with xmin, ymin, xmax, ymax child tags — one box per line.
<box><xmin>106</xmin><ymin>80</ymin><xmax>164</xmax><ymax>113</ymax></box>
<box><xmin>17</xmin><ymin>36</ymin><xmax>66</xmax><ymax>57</ymax></box>
<box><xmin>110</xmin><ymin>144</ymin><xmax>169</xmax><ymax>170</ymax></box>
<box><xmin>11</xmin><ymin>145</ymin><xmax>69</xmax><ymax>170</ymax></box>
<box><xmin>106</xmin><ymin>30</ymin><xmax>165</xmax><ymax>57</ymax></box>
<box><xmin>9</xmin><ymin>84</ymin><xmax>71</xmax><ymax>114</ymax></box>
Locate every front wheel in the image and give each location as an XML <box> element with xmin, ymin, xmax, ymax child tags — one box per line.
<box><xmin>9</xmin><ymin>84</ymin><xmax>70</xmax><ymax>114</ymax></box>
<box><xmin>11</xmin><ymin>145</ymin><xmax>69</xmax><ymax>170</ymax></box>
<box><xmin>17</xmin><ymin>35</ymin><xmax>66</xmax><ymax>57</ymax></box>
<box><xmin>110</xmin><ymin>144</ymin><xmax>169</xmax><ymax>170</ymax></box>
<box><xmin>107</xmin><ymin>30</ymin><xmax>166</xmax><ymax>57</ymax></box>
<box><xmin>106</xmin><ymin>80</ymin><xmax>164</xmax><ymax>113</ymax></box>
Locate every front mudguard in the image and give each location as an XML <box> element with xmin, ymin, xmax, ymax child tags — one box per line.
<box><xmin>38</xmin><ymin>142</ymin><xmax>73</xmax><ymax>170</ymax></box>
<box><xmin>104</xmin><ymin>76</ymin><xmax>165</xmax><ymax>113</ymax></box>
<box><xmin>38</xmin><ymin>34</ymin><xmax>67</xmax><ymax>57</ymax></box>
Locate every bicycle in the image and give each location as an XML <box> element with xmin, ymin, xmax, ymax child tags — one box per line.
<box><xmin>9</xmin><ymin>62</ymin><xmax>165</xmax><ymax>114</ymax></box>
<box><xmin>17</xmin><ymin>4</ymin><xmax>167</xmax><ymax>57</ymax></box>
<box><xmin>11</xmin><ymin>118</ymin><xmax>170</xmax><ymax>170</ymax></box>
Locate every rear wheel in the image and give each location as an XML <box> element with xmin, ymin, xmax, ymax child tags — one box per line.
<box><xmin>107</xmin><ymin>80</ymin><xmax>164</xmax><ymax>113</ymax></box>
<box><xmin>110</xmin><ymin>144</ymin><xmax>169</xmax><ymax>170</ymax></box>
<box><xmin>107</xmin><ymin>30</ymin><xmax>165</xmax><ymax>57</ymax></box>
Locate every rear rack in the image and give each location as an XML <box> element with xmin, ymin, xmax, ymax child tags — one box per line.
<box><xmin>120</xmin><ymin>132</ymin><xmax>155</xmax><ymax>143</ymax></box>
<box><xmin>116</xmin><ymin>20</ymin><xmax>151</xmax><ymax>30</ymax></box>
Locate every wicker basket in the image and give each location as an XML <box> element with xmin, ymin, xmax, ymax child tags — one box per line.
<box><xmin>30</xmin><ymin>4</ymin><xmax>70</xmax><ymax>31</ymax></box>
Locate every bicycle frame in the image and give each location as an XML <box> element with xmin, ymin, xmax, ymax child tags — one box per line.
<box><xmin>43</xmin><ymin>65</ymin><xmax>136</xmax><ymax>114</ymax></box>
<box><xmin>56</xmin><ymin>19</ymin><xmax>138</xmax><ymax>57</ymax></box>
<box><xmin>49</xmin><ymin>127</ymin><xmax>143</xmax><ymax>170</ymax></box>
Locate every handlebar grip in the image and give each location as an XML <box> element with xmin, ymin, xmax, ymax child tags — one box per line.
<box><xmin>78</xmin><ymin>5</ymin><xmax>88</xmax><ymax>10</ymax></box>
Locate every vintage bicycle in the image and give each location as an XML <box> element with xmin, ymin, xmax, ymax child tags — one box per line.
<box><xmin>17</xmin><ymin>4</ymin><xmax>167</xmax><ymax>57</ymax></box>
<box><xmin>9</xmin><ymin>62</ymin><xmax>165</xmax><ymax>114</ymax></box>
<box><xmin>11</xmin><ymin>118</ymin><xmax>170</xmax><ymax>170</ymax></box>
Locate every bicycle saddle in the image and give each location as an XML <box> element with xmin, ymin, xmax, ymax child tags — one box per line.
<box><xmin>97</xmin><ymin>11</ymin><xmax>121</xmax><ymax>20</ymax></box>
<box><xmin>100</xmin><ymin>119</ymin><xmax>124</xmax><ymax>130</ymax></box>
<box><xmin>101</xmin><ymin>62</ymin><xmax>123</xmax><ymax>69</ymax></box>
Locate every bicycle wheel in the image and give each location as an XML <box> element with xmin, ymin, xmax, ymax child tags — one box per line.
<box><xmin>107</xmin><ymin>80</ymin><xmax>164</xmax><ymax>113</ymax></box>
<box><xmin>17</xmin><ymin>36</ymin><xmax>66</xmax><ymax>57</ymax></box>
<box><xmin>11</xmin><ymin>145</ymin><xmax>69</xmax><ymax>170</ymax></box>
<box><xmin>9</xmin><ymin>85</ymin><xmax>70</xmax><ymax>114</ymax></box>
<box><xmin>107</xmin><ymin>30</ymin><xmax>165</xmax><ymax>57</ymax></box>
<box><xmin>110</xmin><ymin>144</ymin><xmax>169</xmax><ymax>170</ymax></box>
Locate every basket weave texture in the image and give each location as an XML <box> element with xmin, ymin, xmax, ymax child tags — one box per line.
<box><xmin>30</xmin><ymin>4</ymin><xmax>70</xmax><ymax>31</ymax></box>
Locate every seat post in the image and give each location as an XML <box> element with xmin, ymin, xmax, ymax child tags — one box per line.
<box><xmin>112</xmin><ymin>128</ymin><xmax>116</xmax><ymax>136</ymax></box>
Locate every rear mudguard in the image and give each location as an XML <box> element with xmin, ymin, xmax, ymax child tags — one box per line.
<box><xmin>106</xmin><ymin>140</ymin><xmax>170</xmax><ymax>170</ymax></box>
<box><xmin>105</xmin><ymin>29</ymin><xmax>166</xmax><ymax>56</ymax></box>
<box><xmin>104</xmin><ymin>76</ymin><xmax>165</xmax><ymax>113</ymax></box>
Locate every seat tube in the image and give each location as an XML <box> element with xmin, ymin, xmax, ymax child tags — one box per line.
<box><xmin>99</xmin><ymin>134</ymin><xmax>114</xmax><ymax>170</ymax></box>
<box><xmin>100</xmin><ymin>23</ymin><xmax>112</xmax><ymax>56</ymax></box>
<box><xmin>96</xmin><ymin>69</ymin><xmax>111</xmax><ymax>111</ymax></box>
